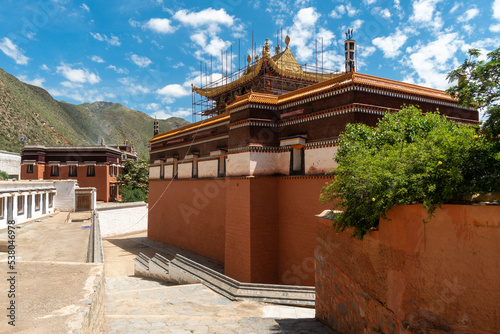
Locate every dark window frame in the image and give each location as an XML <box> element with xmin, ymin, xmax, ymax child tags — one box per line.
<box><xmin>69</xmin><ymin>165</ymin><xmax>78</xmax><ymax>177</ymax></box>
<box><xmin>50</xmin><ymin>165</ymin><xmax>59</xmax><ymax>177</ymax></box>
<box><xmin>87</xmin><ymin>165</ymin><xmax>96</xmax><ymax>177</ymax></box>
<box><xmin>26</xmin><ymin>164</ymin><xmax>34</xmax><ymax>174</ymax></box>
<box><xmin>35</xmin><ymin>194</ymin><xmax>40</xmax><ymax>211</ymax></box>
<box><xmin>17</xmin><ymin>196</ymin><xmax>24</xmax><ymax>215</ymax></box>
<box><xmin>0</xmin><ymin>197</ymin><xmax>4</xmax><ymax>219</ymax></box>
<box><xmin>289</xmin><ymin>147</ymin><xmax>305</xmax><ymax>175</ymax></box>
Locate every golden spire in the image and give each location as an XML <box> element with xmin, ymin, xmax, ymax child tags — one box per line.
<box><xmin>262</xmin><ymin>38</ymin><xmax>270</xmax><ymax>57</ymax></box>
<box><xmin>275</xmin><ymin>44</ymin><xmax>281</xmax><ymax>55</ymax></box>
<box><xmin>247</xmin><ymin>54</ymin><xmax>251</xmax><ymax>67</ymax></box>
<box><xmin>285</xmin><ymin>35</ymin><xmax>290</xmax><ymax>49</ymax></box>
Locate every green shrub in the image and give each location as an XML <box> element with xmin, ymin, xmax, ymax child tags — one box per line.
<box><xmin>320</xmin><ymin>105</ymin><xmax>500</xmax><ymax>239</ymax></box>
<box><xmin>0</xmin><ymin>171</ymin><xmax>9</xmax><ymax>180</ymax></box>
<box><xmin>120</xmin><ymin>185</ymin><xmax>147</xmax><ymax>203</ymax></box>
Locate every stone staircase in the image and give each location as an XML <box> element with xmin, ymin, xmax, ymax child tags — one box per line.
<box><xmin>134</xmin><ymin>253</ymin><xmax>316</xmax><ymax>308</ymax></box>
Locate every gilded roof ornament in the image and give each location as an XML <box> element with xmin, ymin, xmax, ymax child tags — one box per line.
<box><xmin>275</xmin><ymin>44</ymin><xmax>281</xmax><ymax>55</ymax></box>
<box><xmin>285</xmin><ymin>35</ymin><xmax>290</xmax><ymax>49</ymax></box>
<box><xmin>262</xmin><ymin>38</ymin><xmax>270</xmax><ymax>57</ymax></box>
<box><xmin>247</xmin><ymin>54</ymin><xmax>251</xmax><ymax>67</ymax></box>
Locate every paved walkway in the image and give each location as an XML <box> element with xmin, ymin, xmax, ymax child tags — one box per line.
<box><xmin>102</xmin><ymin>232</ymin><xmax>333</xmax><ymax>334</ymax></box>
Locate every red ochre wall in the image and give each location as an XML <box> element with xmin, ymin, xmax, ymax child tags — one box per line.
<box><xmin>149</xmin><ymin>178</ymin><xmax>227</xmax><ymax>264</ymax></box>
<box><xmin>148</xmin><ymin>175</ymin><xmax>333</xmax><ymax>286</ymax></box>
<box><xmin>315</xmin><ymin>204</ymin><xmax>500</xmax><ymax>333</ymax></box>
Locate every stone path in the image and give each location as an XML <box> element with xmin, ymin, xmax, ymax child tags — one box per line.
<box><xmin>103</xmin><ymin>233</ymin><xmax>333</xmax><ymax>334</ymax></box>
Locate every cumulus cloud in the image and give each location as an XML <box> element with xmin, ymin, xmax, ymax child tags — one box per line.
<box><xmin>90</xmin><ymin>55</ymin><xmax>104</xmax><ymax>63</ymax></box>
<box><xmin>374</xmin><ymin>7</ymin><xmax>391</xmax><ymax>19</ymax></box>
<box><xmin>90</xmin><ymin>32</ymin><xmax>121</xmax><ymax>47</ymax></box>
<box><xmin>130</xmin><ymin>54</ymin><xmax>152</xmax><ymax>68</ymax></box>
<box><xmin>288</xmin><ymin>7</ymin><xmax>321</xmax><ymax>61</ymax></box>
<box><xmin>458</xmin><ymin>7</ymin><xmax>479</xmax><ymax>22</ymax></box>
<box><xmin>18</xmin><ymin>75</ymin><xmax>45</xmax><ymax>87</ymax></box>
<box><xmin>372</xmin><ymin>30</ymin><xmax>409</xmax><ymax>58</ymax></box>
<box><xmin>494</xmin><ymin>0</ymin><xmax>500</xmax><ymax>20</ymax></box>
<box><xmin>0</xmin><ymin>38</ymin><xmax>29</xmax><ymax>65</ymax></box>
<box><xmin>490</xmin><ymin>24</ymin><xmax>500</xmax><ymax>32</ymax></box>
<box><xmin>56</xmin><ymin>63</ymin><xmax>100</xmax><ymax>84</ymax></box>
<box><xmin>144</xmin><ymin>18</ymin><xmax>176</xmax><ymax>34</ymax></box>
<box><xmin>106</xmin><ymin>65</ymin><xmax>129</xmax><ymax>74</ymax></box>
<box><xmin>173</xmin><ymin>8</ymin><xmax>234</xmax><ymax>32</ymax></box>
<box><xmin>404</xmin><ymin>32</ymin><xmax>463</xmax><ymax>90</ymax></box>
<box><xmin>156</xmin><ymin>84</ymin><xmax>190</xmax><ymax>98</ymax></box>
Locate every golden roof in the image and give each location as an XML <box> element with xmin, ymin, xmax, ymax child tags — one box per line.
<box><xmin>192</xmin><ymin>38</ymin><xmax>342</xmax><ymax>99</ymax></box>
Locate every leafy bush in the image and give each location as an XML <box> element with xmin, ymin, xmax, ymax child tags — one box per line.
<box><xmin>0</xmin><ymin>171</ymin><xmax>9</xmax><ymax>180</ymax></box>
<box><xmin>320</xmin><ymin>105</ymin><xmax>500</xmax><ymax>239</ymax></box>
<box><xmin>120</xmin><ymin>185</ymin><xmax>147</xmax><ymax>203</ymax></box>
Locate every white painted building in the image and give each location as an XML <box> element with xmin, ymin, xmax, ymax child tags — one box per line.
<box><xmin>0</xmin><ymin>180</ymin><xmax>97</xmax><ymax>229</ymax></box>
<box><xmin>0</xmin><ymin>151</ymin><xmax>21</xmax><ymax>179</ymax></box>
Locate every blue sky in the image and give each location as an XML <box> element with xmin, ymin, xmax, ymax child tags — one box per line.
<box><xmin>1</xmin><ymin>0</ymin><xmax>499</xmax><ymax>122</ymax></box>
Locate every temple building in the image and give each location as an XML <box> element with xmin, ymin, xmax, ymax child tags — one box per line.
<box><xmin>148</xmin><ymin>36</ymin><xmax>478</xmax><ymax>286</ymax></box>
<box><xmin>21</xmin><ymin>143</ymin><xmax>137</xmax><ymax>203</ymax></box>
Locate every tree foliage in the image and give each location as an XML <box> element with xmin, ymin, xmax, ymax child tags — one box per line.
<box><xmin>320</xmin><ymin>105</ymin><xmax>499</xmax><ymax>239</ymax></box>
<box><xmin>117</xmin><ymin>159</ymin><xmax>149</xmax><ymax>202</ymax></box>
<box><xmin>0</xmin><ymin>171</ymin><xmax>9</xmax><ymax>180</ymax></box>
<box><xmin>447</xmin><ymin>47</ymin><xmax>500</xmax><ymax>138</ymax></box>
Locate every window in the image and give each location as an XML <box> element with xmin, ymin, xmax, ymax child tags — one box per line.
<box><xmin>114</xmin><ymin>166</ymin><xmax>118</xmax><ymax>176</ymax></box>
<box><xmin>160</xmin><ymin>164</ymin><xmax>165</xmax><ymax>180</ymax></box>
<box><xmin>50</xmin><ymin>165</ymin><xmax>59</xmax><ymax>177</ymax></box>
<box><xmin>192</xmin><ymin>160</ymin><xmax>198</xmax><ymax>179</ymax></box>
<box><xmin>69</xmin><ymin>165</ymin><xmax>77</xmax><ymax>177</ymax></box>
<box><xmin>26</xmin><ymin>164</ymin><xmax>33</xmax><ymax>174</ymax></box>
<box><xmin>87</xmin><ymin>165</ymin><xmax>95</xmax><ymax>177</ymax></box>
<box><xmin>109</xmin><ymin>165</ymin><xmax>113</xmax><ymax>177</ymax></box>
<box><xmin>218</xmin><ymin>157</ymin><xmax>226</xmax><ymax>177</ymax></box>
<box><xmin>290</xmin><ymin>148</ymin><xmax>305</xmax><ymax>175</ymax></box>
<box><xmin>35</xmin><ymin>194</ymin><xmax>40</xmax><ymax>211</ymax></box>
<box><xmin>17</xmin><ymin>196</ymin><xmax>24</xmax><ymax>215</ymax></box>
<box><xmin>0</xmin><ymin>198</ymin><xmax>4</xmax><ymax>219</ymax></box>
<box><xmin>48</xmin><ymin>193</ymin><xmax>54</xmax><ymax>208</ymax></box>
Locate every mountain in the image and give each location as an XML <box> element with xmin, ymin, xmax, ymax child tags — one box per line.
<box><xmin>0</xmin><ymin>68</ymin><xmax>189</xmax><ymax>159</ymax></box>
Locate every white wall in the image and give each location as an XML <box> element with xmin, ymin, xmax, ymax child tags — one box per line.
<box><xmin>0</xmin><ymin>151</ymin><xmax>21</xmax><ymax>179</ymax></box>
<box><xmin>305</xmin><ymin>146</ymin><xmax>338</xmax><ymax>175</ymax></box>
<box><xmin>97</xmin><ymin>203</ymin><xmax>148</xmax><ymax>237</ymax></box>
<box><xmin>150</xmin><ymin>166</ymin><xmax>160</xmax><ymax>179</ymax></box>
<box><xmin>54</xmin><ymin>180</ymin><xmax>77</xmax><ymax>212</ymax></box>
<box><xmin>164</xmin><ymin>165</ymin><xmax>173</xmax><ymax>179</ymax></box>
<box><xmin>226</xmin><ymin>152</ymin><xmax>250</xmax><ymax>176</ymax></box>
<box><xmin>178</xmin><ymin>162</ymin><xmax>192</xmax><ymax>179</ymax></box>
<box><xmin>198</xmin><ymin>159</ymin><xmax>218</xmax><ymax>178</ymax></box>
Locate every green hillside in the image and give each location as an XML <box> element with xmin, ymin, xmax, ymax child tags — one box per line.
<box><xmin>0</xmin><ymin>68</ymin><xmax>189</xmax><ymax>159</ymax></box>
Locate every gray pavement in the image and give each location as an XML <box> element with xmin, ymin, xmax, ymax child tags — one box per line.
<box><xmin>103</xmin><ymin>233</ymin><xmax>334</xmax><ymax>334</ymax></box>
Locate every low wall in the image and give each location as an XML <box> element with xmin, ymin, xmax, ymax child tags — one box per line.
<box><xmin>97</xmin><ymin>202</ymin><xmax>148</xmax><ymax>237</ymax></box>
<box><xmin>315</xmin><ymin>204</ymin><xmax>500</xmax><ymax>333</ymax></box>
<box><xmin>0</xmin><ymin>151</ymin><xmax>20</xmax><ymax>179</ymax></box>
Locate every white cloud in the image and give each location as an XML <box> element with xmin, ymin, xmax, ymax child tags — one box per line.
<box><xmin>40</xmin><ymin>64</ymin><xmax>50</xmax><ymax>71</ymax></box>
<box><xmin>18</xmin><ymin>75</ymin><xmax>45</xmax><ymax>87</ymax></box>
<box><xmin>130</xmin><ymin>54</ymin><xmax>152</xmax><ymax>68</ymax></box>
<box><xmin>56</xmin><ymin>63</ymin><xmax>101</xmax><ymax>84</ymax></box>
<box><xmin>173</xmin><ymin>8</ymin><xmax>234</xmax><ymax>34</ymax></box>
<box><xmin>117</xmin><ymin>77</ymin><xmax>150</xmax><ymax>95</ymax></box>
<box><xmin>458</xmin><ymin>7</ymin><xmax>479</xmax><ymax>22</ymax></box>
<box><xmin>494</xmin><ymin>0</ymin><xmax>500</xmax><ymax>20</ymax></box>
<box><xmin>372</xmin><ymin>30</ymin><xmax>409</xmax><ymax>58</ymax></box>
<box><xmin>0</xmin><ymin>38</ymin><xmax>29</xmax><ymax>65</ymax></box>
<box><xmin>61</xmin><ymin>81</ymin><xmax>83</xmax><ymax>88</ymax></box>
<box><xmin>374</xmin><ymin>7</ymin><xmax>391</xmax><ymax>19</ymax></box>
<box><xmin>80</xmin><ymin>3</ymin><xmax>89</xmax><ymax>12</ymax></box>
<box><xmin>151</xmin><ymin>107</ymin><xmax>191</xmax><ymax>119</ymax></box>
<box><xmin>450</xmin><ymin>3</ymin><xmax>460</xmax><ymax>14</ymax></box>
<box><xmin>410</xmin><ymin>0</ymin><xmax>441</xmax><ymax>23</ymax></box>
<box><xmin>490</xmin><ymin>23</ymin><xmax>500</xmax><ymax>32</ymax></box>
<box><xmin>345</xmin><ymin>3</ymin><xmax>360</xmax><ymax>17</ymax></box>
<box><xmin>172</xmin><ymin>62</ymin><xmax>184</xmax><ymax>69</ymax></box>
<box><xmin>404</xmin><ymin>32</ymin><xmax>463</xmax><ymax>90</ymax></box>
<box><xmin>288</xmin><ymin>7</ymin><xmax>321</xmax><ymax>61</ymax></box>
<box><xmin>106</xmin><ymin>65</ymin><xmax>129</xmax><ymax>74</ymax></box>
<box><xmin>90</xmin><ymin>32</ymin><xmax>121</xmax><ymax>47</ymax></box>
<box><xmin>156</xmin><ymin>84</ymin><xmax>191</xmax><ymax>98</ymax></box>
<box><xmin>351</xmin><ymin>19</ymin><xmax>364</xmax><ymax>31</ymax></box>
<box><xmin>132</xmin><ymin>35</ymin><xmax>142</xmax><ymax>43</ymax></box>
<box><xmin>90</xmin><ymin>55</ymin><xmax>104</xmax><ymax>63</ymax></box>
<box><xmin>317</xmin><ymin>28</ymin><xmax>335</xmax><ymax>48</ymax></box>
<box><xmin>364</xmin><ymin>0</ymin><xmax>377</xmax><ymax>5</ymax></box>
<box><xmin>128</xmin><ymin>18</ymin><xmax>141</xmax><ymax>28</ymax></box>
<box><xmin>144</xmin><ymin>18</ymin><xmax>176</xmax><ymax>34</ymax></box>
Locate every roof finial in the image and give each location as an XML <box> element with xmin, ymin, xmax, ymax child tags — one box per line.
<box><xmin>262</xmin><ymin>38</ymin><xmax>270</xmax><ymax>57</ymax></box>
<box><xmin>275</xmin><ymin>44</ymin><xmax>281</xmax><ymax>55</ymax></box>
<box><xmin>247</xmin><ymin>54</ymin><xmax>251</xmax><ymax>67</ymax></box>
<box><xmin>285</xmin><ymin>35</ymin><xmax>290</xmax><ymax>49</ymax></box>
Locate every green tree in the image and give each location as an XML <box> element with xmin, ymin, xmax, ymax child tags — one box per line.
<box><xmin>117</xmin><ymin>159</ymin><xmax>149</xmax><ymax>202</ymax></box>
<box><xmin>320</xmin><ymin>105</ymin><xmax>491</xmax><ymax>239</ymax></box>
<box><xmin>0</xmin><ymin>171</ymin><xmax>9</xmax><ymax>180</ymax></box>
<box><xmin>447</xmin><ymin>47</ymin><xmax>500</xmax><ymax>137</ymax></box>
